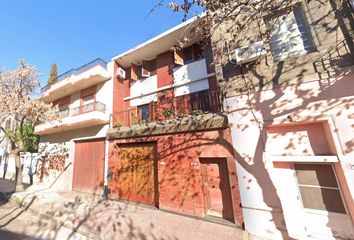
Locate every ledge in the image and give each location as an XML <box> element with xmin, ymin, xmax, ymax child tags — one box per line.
<box><xmin>269</xmin><ymin>155</ymin><xmax>339</xmax><ymax>163</ymax></box>
<box><xmin>107</xmin><ymin>113</ymin><xmax>229</xmax><ymax>140</ymax></box>
<box><xmin>34</xmin><ymin>111</ymin><xmax>109</xmax><ymax>135</ymax></box>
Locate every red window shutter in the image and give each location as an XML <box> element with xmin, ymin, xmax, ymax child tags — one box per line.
<box><xmin>53</xmin><ymin>95</ymin><xmax>71</xmax><ymax>107</ymax></box>
<box><xmin>131</xmin><ymin>64</ymin><xmax>138</xmax><ymax>81</ymax></box>
<box><xmin>81</xmin><ymin>85</ymin><xmax>96</xmax><ymax>98</ymax></box>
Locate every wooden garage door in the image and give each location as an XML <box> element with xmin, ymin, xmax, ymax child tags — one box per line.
<box><xmin>109</xmin><ymin>143</ymin><xmax>156</xmax><ymax>206</ymax></box>
<box><xmin>73</xmin><ymin>139</ymin><xmax>105</xmax><ymax>194</ymax></box>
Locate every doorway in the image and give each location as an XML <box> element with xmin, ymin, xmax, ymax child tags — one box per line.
<box><xmin>200</xmin><ymin>158</ymin><xmax>234</xmax><ymax>221</ymax></box>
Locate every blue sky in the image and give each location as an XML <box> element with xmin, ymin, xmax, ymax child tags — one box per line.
<box><xmin>0</xmin><ymin>0</ymin><xmax>188</xmax><ymax>91</ymax></box>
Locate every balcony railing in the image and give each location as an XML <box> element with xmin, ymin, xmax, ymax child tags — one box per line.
<box><xmin>59</xmin><ymin>102</ymin><xmax>106</xmax><ymax>118</ymax></box>
<box><xmin>41</xmin><ymin>58</ymin><xmax>107</xmax><ymax>94</ymax></box>
<box><xmin>112</xmin><ymin>90</ymin><xmax>222</xmax><ymax>128</ymax></box>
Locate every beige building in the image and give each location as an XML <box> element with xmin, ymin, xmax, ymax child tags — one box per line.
<box><xmin>34</xmin><ymin>58</ymin><xmax>113</xmax><ymax>192</ymax></box>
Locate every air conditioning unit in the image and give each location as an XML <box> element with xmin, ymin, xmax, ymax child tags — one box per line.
<box><xmin>117</xmin><ymin>67</ymin><xmax>126</xmax><ymax>79</ymax></box>
<box><xmin>235</xmin><ymin>41</ymin><xmax>266</xmax><ymax>65</ymax></box>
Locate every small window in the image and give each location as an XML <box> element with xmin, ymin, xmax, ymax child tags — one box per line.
<box><xmin>139</xmin><ymin>104</ymin><xmax>150</xmax><ymax>122</ymax></box>
<box><xmin>183</xmin><ymin>46</ymin><xmax>194</xmax><ymax>64</ymax></box>
<box><xmin>294</xmin><ymin>164</ymin><xmax>346</xmax><ymax>214</ymax></box>
<box><xmin>268</xmin><ymin>6</ymin><xmax>314</xmax><ymax>61</ymax></box>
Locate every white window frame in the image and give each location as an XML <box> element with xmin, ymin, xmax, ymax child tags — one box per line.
<box><xmin>267</xmin><ymin>5</ymin><xmax>314</xmax><ymax>62</ymax></box>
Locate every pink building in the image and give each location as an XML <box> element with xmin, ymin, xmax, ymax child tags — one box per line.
<box><xmin>213</xmin><ymin>0</ymin><xmax>354</xmax><ymax>239</ymax></box>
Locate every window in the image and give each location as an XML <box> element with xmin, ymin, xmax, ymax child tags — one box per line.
<box><xmin>82</xmin><ymin>94</ymin><xmax>95</xmax><ymax>112</ymax></box>
<box><xmin>58</xmin><ymin>104</ymin><xmax>69</xmax><ymax>117</ymax></box>
<box><xmin>183</xmin><ymin>46</ymin><xmax>194</xmax><ymax>64</ymax></box>
<box><xmin>139</xmin><ymin>104</ymin><xmax>150</xmax><ymax>122</ymax></box>
<box><xmin>80</xmin><ymin>86</ymin><xmax>96</xmax><ymax>113</ymax></box>
<box><xmin>182</xmin><ymin>44</ymin><xmax>203</xmax><ymax>64</ymax></box>
<box><xmin>54</xmin><ymin>96</ymin><xmax>70</xmax><ymax>117</ymax></box>
<box><xmin>294</xmin><ymin>164</ymin><xmax>346</xmax><ymax>214</ymax></box>
<box><xmin>268</xmin><ymin>6</ymin><xmax>314</xmax><ymax>61</ymax></box>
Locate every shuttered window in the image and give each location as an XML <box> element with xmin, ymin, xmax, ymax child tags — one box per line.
<box><xmin>269</xmin><ymin>7</ymin><xmax>313</xmax><ymax>61</ymax></box>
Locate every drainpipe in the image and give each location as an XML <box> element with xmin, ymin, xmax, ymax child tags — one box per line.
<box><xmin>103</xmin><ymin>136</ymin><xmax>110</xmax><ymax>200</ymax></box>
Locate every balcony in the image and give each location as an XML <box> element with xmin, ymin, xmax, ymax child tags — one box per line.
<box><xmin>108</xmin><ymin>91</ymin><xmax>228</xmax><ymax>139</ymax></box>
<box><xmin>41</xmin><ymin>58</ymin><xmax>110</xmax><ymax>102</ymax></box>
<box><xmin>34</xmin><ymin>102</ymin><xmax>109</xmax><ymax>135</ymax></box>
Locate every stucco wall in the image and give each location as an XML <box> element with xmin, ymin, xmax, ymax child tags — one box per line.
<box><xmin>108</xmin><ymin>128</ymin><xmax>243</xmax><ymax>225</ymax></box>
<box><xmin>224</xmin><ymin>67</ymin><xmax>354</xmax><ymax>239</ymax></box>
<box><xmin>38</xmin><ymin>124</ymin><xmax>109</xmax><ymax>192</ymax></box>
<box><xmin>212</xmin><ymin>0</ymin><xmax>354</xmax><ymax>98</ymax></box>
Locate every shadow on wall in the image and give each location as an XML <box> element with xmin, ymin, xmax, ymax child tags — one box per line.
<box><xmin>225</xmin><ymin>54</ymin><xmax>354</xmax><ymax>238</ymax></box>
<box><xmin>217</xmin><ymin>4</ymin><xmax>354</xmax><ymax>235</ymax></box>
<box><xmin>107</xmin><ymin>128</ymin><xmax>243</xmax><ymax>226</ymax></box>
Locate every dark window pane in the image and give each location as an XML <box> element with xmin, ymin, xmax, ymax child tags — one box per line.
<box><xmin>141</xmin><ymin>104</ymin><xmax>149</xmax><ymax>121</ymax></box>
<box><xmin>183</xmin><ymin>46</ymin><xmax>194</xmax><ymax>64</ymax></box>
<box><xmin>295</xmin><ymin>164</ymin><xmax>338</xmax><ymax>188</ymax></box>
<box><xmin>299</xmin><ymin>186</ymin><xmax>346</xmax><ymax>214</ymax></box>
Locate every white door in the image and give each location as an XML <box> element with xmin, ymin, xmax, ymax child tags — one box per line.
<box><xmin>294</xmin><ymin>163</ymin><xmax>354</xmax><ymax>239</ymax></box>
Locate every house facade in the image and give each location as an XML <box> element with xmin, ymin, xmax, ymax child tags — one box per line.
<box><xmin>32</xmin><ymin>1</ymin><xmax>354</xmax><ymax>238</ymax></box>
<box><xmin>33</xmin><ymin>18</ymin><xmax>243</xmax><ymax>225</ymax></box>
<box><xmin>34</xmin><ymin>58</ymin><xmax>113</xmax><ymax>193</ymax></box>
<box><xmin>211</xmin><ymin>0</ymin><xmax>354</xmax><ymax>239</ymax></box>
<box><xmin>107</xmin><ymin>17</ymin><xmax>243</xmax><ymax>224</ymax></box>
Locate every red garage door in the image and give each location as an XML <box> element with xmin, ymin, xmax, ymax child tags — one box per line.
<box><xmin>73</xmin><ymin>139</ymin><xmax>105</xmax><ymax>194</ymax></box>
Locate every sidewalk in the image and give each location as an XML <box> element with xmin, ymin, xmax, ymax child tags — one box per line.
<box><xmin>3</xmin><ymin>189</ymin><xmax>246</xmax><ymax>240</ymax></box>
<box><xmin>0</xmin><ymin>199</ymin><xmax>89</xmax><ymax>240</ymax></box>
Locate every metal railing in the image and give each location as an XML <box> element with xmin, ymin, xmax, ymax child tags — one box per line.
<box><xmin>58</xmin><ymin>102</ymin><xmax>106</xmax><ymax>118</ymax></box>
<box><xmin>111</xmin><ymin>90</ymin><xmax>222</xmax><ymax>128</ymax></box>
<box><xmin>313</xmin><ymin>31</ymin><xmax>354</xmax><ymax>73</ymax></box>
<box><xmin>41</xmin><ymin>58</ymin><xmax>107</xmax><ymax>94</ymax></box>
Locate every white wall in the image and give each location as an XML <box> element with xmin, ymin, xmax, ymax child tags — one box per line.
<box><xmin>173</xmin><ymin>59</ymin><xmax>209</xmax><ymax>97</ymax></box>
<box><xmin>70</xmin><ymin>92</ymin><xmax>80</xmax><ymax>109</ymax></box>
<box><xmin>96</xmin><ymin>78</ymin><xmax>113</xmax><ymax>114</ymax></box>
<box><xmin>130</xmin><ymin>75</ymin><xmax>158</xmax><ymax>107</ymax></box>
<box><xmin>224</xmin><ymin>67</ymin><xmax>354</xmax><ymax>240</ymax></box>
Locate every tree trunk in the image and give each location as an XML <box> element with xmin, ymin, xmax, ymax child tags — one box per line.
<box><xmin>14</xmin><ymin>150</ymin><xmax>24</xmax><ymax>192</ymax></box>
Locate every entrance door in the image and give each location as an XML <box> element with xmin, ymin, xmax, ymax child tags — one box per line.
<box><xmin>200</xmin><ymin>158</ymin><xmax>234</xmax><ymax>221</ymax></box>
<box><xmin>72</xmin><ymin>139</ymin><xmax>105</xmax><ymax>194</ymax></box>
<box><xmin>294</xmin><ymin>163</ymin><xmax>354</xmax><ymax>239</ymax></box>
<box><xmin>109</xmin><ymin>143</ymin><xmax>156</xmax><ymax>206</ymax></box>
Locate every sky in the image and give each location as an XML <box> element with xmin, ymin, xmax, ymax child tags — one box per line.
<box><xmin>0</xmin><ymin>0</ymin><xmax>189</xmax><ymax>91</ymax></box>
